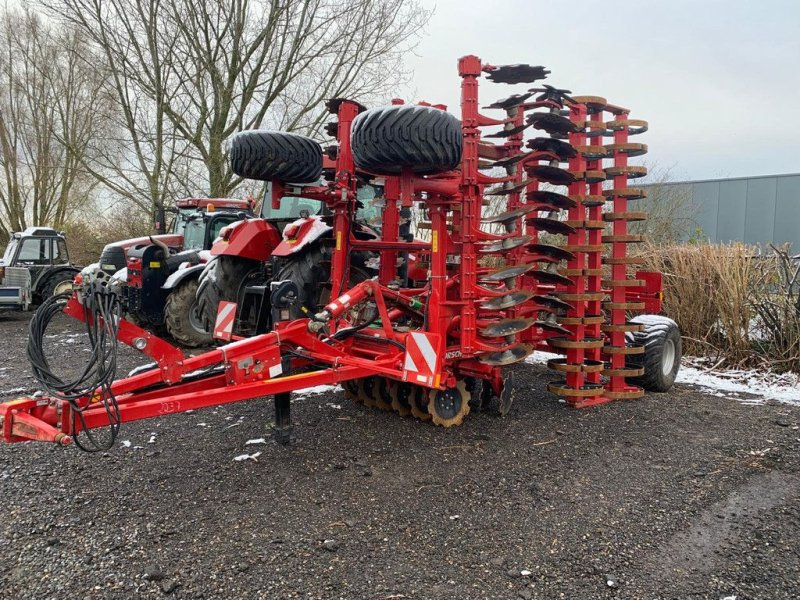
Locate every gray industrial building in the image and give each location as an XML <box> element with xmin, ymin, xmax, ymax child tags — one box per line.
<box><xmin>644</xmin><ymin>172</ymin><xmax>800</xmax><ymax>247</ymax></box>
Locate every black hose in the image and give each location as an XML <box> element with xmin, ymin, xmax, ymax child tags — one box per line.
<box><xmin>27</xmin><ymin>290</ymin><xmax>122</xmax><ymax>452</ymax></box>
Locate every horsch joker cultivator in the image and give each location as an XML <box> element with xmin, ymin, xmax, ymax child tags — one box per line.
<box><xmin>1</xmin><ymin>56</ymin><xmax>680</xmax><ymax>451</ymax></box>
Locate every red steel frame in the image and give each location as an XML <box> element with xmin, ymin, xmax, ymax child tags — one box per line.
<box><xmin>0</xmin><ymin>55</ymin><xmax>663</xmax><ymax>446</ymax></box>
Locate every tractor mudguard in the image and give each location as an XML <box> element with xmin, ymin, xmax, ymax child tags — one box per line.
<box><xmin>271</xmin><ymin>215</ymin><xmax>332</xmax><ymax>257</ymax></box>
<box><xmin>209</xmin><ymin>219</ymin><xmax>281</xmax><ymax>261</ymax></box>
<box><xmin>163</xmin><ymin>262</ymin><xmax>204</xmax><ymax>290</ymax></box>
<box><xmin>33</xmin><ymin>265</ymin><xmax>80</xmax><ymax>292</ymax></box>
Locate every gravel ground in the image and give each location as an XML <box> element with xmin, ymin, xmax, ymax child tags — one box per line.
<box><xmin>1</xmin><ymin>310</ymin><xmax>799</xmax><ymax>600</ymax></box>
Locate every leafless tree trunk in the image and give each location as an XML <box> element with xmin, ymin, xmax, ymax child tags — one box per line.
<box><xmin>47</xmin><ymin>0</ymin><xmax>430</xmax><ymax>213</ymax></box>
<box><xmin>0</xmin><ymin>7</ymin><xmax>109</xmax><ymax>245</ymax></box>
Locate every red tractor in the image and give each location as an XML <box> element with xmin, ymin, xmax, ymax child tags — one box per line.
<box><xmin>97</xmin><ymin>197</ymin><xmax>254</xmax><ymax>346</ymax></box>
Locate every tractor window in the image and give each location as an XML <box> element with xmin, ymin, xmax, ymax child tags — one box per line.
<box><xmin>1</xmin><ymin>239</ymin><xmax>17</xmax><ymax>264</ymax></box>
<box><xmin>182</xmin><ymin>218</ymin><xmax>207</xmax><ymax>251</ymax></box>
<box><xmin>16</xmin><ymin>238</ymin><xmax>51</xmax><ymax>264</ymax></box>
<box><xmin>53</xmin><ymin>239</ymin><xmax>69</xmax><ymax>264</ymax></box>
<box><xmin>262</xmin><ymin>196</ymin><xmax>323</xmax><ymax>220</ymax></box>
<box><xmin>209</xmin><ymin>216</ymin><xmax>238</xmax><ymax>242</ymax></box>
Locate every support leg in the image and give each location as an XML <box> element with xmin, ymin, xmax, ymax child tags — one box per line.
<box><xmin>273</xmin><ymin>392</ymin><xmax>292</xmax><ymax>446</ymax></box>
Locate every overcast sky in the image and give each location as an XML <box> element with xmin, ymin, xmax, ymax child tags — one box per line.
<box><xmin>405</xmin><ymin>0</ymin><xmax>800</xmax><ymax>181</ymax></box>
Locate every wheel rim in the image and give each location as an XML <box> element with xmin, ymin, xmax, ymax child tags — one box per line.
<box><xmin>188</xmin><ymin>298</ymin><xmax>206</xmax><ymax>334</ymax></box>
<box><xmin>661</xmin><ymin>338</ymin><xmax>676</xmax><ymax>376</ymax></box>
<box><xmin>53</xmin><ymin>280</ymin><xmax>73</xmax><ymax>296</ymax></box>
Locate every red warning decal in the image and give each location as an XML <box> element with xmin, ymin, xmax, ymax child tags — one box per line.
<box><xmin>403</xmin><ymin>332</ymin><xmax>442</xmax><ymax>386</ymax></box>
<box><xmin>213</xmin><ymin>301</ymin><xmax>237</xmax><ymax>341</ymax></box>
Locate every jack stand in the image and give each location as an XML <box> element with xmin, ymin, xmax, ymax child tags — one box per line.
<box><xmin>274</xmin><ymin>392</ymin><xmax>292</xmax><ymax>446</ymax></box>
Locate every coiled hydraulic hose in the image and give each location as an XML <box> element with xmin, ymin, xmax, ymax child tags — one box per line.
<box><xmin>27</xmin><ymin>288</ymin><xmax>122</xmax><ymax>452</ymax></box>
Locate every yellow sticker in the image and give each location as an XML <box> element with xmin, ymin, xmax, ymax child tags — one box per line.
<box><xmin>336</xmin><ymin>231</ymin><xmax>342</xmax><ymax>251</ymax></box>
<box><xmin>432</xmin><ymin>230</ymin><xmax>438</xmax><ymax>253</ymax></box>
<box><xmin>434</xmin><ymin>373</ymin><xmax>441</xmax><ymax>388</ymax></box>
<box><xmin>149</xmin><ymin>261</ymin><xmax>161</xmax><ymax>268</ymax></box>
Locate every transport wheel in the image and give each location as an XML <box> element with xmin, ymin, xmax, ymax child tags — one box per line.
<box><xmin>39</xmin><ymin>271</ymin><xmax>75</xmax><ymax>301</ymax></box>
<box><xmin>196</xmin><ymin>255</ymin><xmax>260</xmax><ymax>333</ymax></box>
<box><xmin>389</xmin><ymin>381</ymin><xmax>412</xmax><ymax>417</ymax></box>
<box><xmin>351</xmin><ymin>104</ymin><xmax>462</xmax><ymax>175</ymax></box>
<box><xmin>164</xmin><ymin>278</ymin><xmax>212</xmax><ymax>348</ymax></box>
<box><xmin>427</xmin><ymin>380</ymin><xmax>471</xmax><ymax>428</ymax></box>
<box><xmin>230</xmin><ymin>131</ymin><xmax>323</xmax><ymax>183</ymax></box>
<box><xmin>409</xmin><ymin>386</ymin><xmax>432</xmax><ymax>421</ymax></box>
<box><xmin>371</xmin><ymin>378</ymin><xmax>393</xmax><ymax>411</ymax></box>
<box><xmin>625</xmin><ymin>315</ymin><xmax>682</xmax><ymax>392</ymax></box>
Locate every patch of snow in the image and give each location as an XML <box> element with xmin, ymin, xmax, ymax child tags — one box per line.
<box><xmin>676</xmin><ymin>360</ymin><xmax>800</xmax><ymax>406</ymax></box>
<box><xmin>325</xmin><ymin>403</ymin><xmax>342</xmax><ymax>410</ymax></box>
<box><xmin>120</xmin><ymin>440</ymin><xmax>131</xmax><ymax>448</ymax></box>
<box><xmin>245</xmin><ymin>438</ymin><xmax>266</xmax><ymax>445</ymax></box>
<box><xmin>527</xmin><ymin>350</ymin><xmax>799</xmax><ymax>406</ymax></box>
<box><xmin>111</xmin><ymin>267</ymin><xmax>127</xmax><ymax>283</ymax></box>
<box><xmin>292</xmin><ymin>384</ymin><xmax>340</xmax><ymax>399</ymax></box>
<box><xmin>233</xmin><ymin>451</ymin><xmax>262</xmax><ymax>462</ymax></box>
<box><xmin>148</xmin><ymin>433</ymin><xmax>157</xmax><ymax>444</ymax></box>
<box><xmin>0</xmin><ymin>387</ymin><xmax>26</xmax><ymax>395</ymax></box>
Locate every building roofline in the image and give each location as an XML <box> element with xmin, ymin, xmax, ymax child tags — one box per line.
<box><xmin>644</xmin><ymin>172</ymin><xmax>800</xmax><ymax>186</ymax></box>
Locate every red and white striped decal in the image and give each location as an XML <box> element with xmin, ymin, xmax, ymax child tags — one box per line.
<box><xmin>213</xmin><ymin>301</ymin><xmax>237</xmax><ymax>341</ymax></box>
<box><xmin>403</xmin><ymin>332</ymin><xmax>441</xmax><ymax>386</ymax></box>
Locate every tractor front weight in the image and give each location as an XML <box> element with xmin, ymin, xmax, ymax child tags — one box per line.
<box><xmin>1</xmin><ymin>54</ymin><xmax>675</xmax><ymax>449</ymax></box>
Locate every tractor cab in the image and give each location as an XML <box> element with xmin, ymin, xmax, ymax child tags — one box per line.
<box><xmin>0</xmin><ymin>227</ymin><xmax>79</xmax><ymax>310</ymax></box>
<box><xmin>172</xmin><ymin>198</ymin><xmax>253</xmax><ymax>250</ymax></box>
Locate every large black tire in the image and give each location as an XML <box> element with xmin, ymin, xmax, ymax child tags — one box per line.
<box><xmin>164</xmin><ymin>278</ymin><xmax>212</xmax><ymax>348</ymax></box>
<box><xmin>626</xmin><ymin>315</ymin><xmax>682</xmax><ymax>392</ymax></box>
<box><xmin>38</xmin><ymin>270</ymin><xmax>76</xmax><ymax>302</ymax></box>
<box><xmin>274</xmin><ymin>245</ymin><xmax>368</xmax><ymax>320</ymax></box>
<box><xmin>196</xmin><ymin>256</ymin><xmax>261</xmax><ymax>332</ymax></box>
<box><xmin>230</xmin><ymin>131</ymin><xmax>322</xmax><ymax>183</ymax></box>
<box><xmin>351</xmin><ymin>105</ymin><xmax>462</xmax><ymax>175</ymax></box>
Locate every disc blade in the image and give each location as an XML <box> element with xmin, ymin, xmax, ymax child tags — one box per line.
<box><xmin>526</xmin><ymin>244</ymin><xmax>575</xmax><ymax>261</ymax></box>
<box><xmin>483</xmin><ymin>262</ymin><xmax>537</xmax><ymax>282</ymax></box>
<box><xmin>480</xmin><ymin>317</ymin><xmax>536</xmax><ymax>338</ymax></box>
<box><xmin>478</xmin><ymin>235</ymin><xmax>532</xmax><ymax>253</ymax></box>
<box><xmin>526</xmin><ymin>217</ymin><xmax>576</xmax><ymax>235</ymax></box>
<box><xmin>535</xmin><ymin>320</ymin><xmax>572</xmax><ymax>336</ymax></box>
<box><xmin>530</xmin><ymin>269</ymin><xmax>573</xmax><ymax>286</ymax></box>
<box><xmin>526</xmin><ymin>190</ymin><xmax>577</xmax><ymax>210</ymax></box>
<box><xmin>485</xmin><ymin>123</ymin><xmax>531</xmax><ymax>138</ymax></box>
<box><xmin>526</xmin><ymin>164</ymin><xmax>576</xmax><ymax>186</ymax></box>
<box><xmin>527</xmin><ymin>112</ymin><xmax>579</xmax><ymax>136</ymax></box>
<box><xmin>532</xmin><ymin>294</ymin><xmax>574</xmax><ymax>311</ymax></box>
<box><xmin>479</xmin><ymin>290</ymin><xmax>535</xmax><ymax>310</ymax></box>
<box><xmin>484</xmin><ymin>92</ymin><xmax>534</xmax><ymax>110</ymax></box>
<box><xmin>481</xmin><ymin>206</ymin><xmax>536</xmax><ymax>225</ymax></box>
<box><xmin>477</xmin><ymin>344</ymin><xmax>533</xmax><ymax>366</ymax></box>
<box><xmin>486</xmin><ymin>64</ymin><xmax>550</xmax><ymax>84</ymax></box>
<box><xmin>526</xmin><ymin>137</ymin><xmax>577</xmax><ymax>160</ymax></box>
<box><xmin>485</xmin><ymin>180</ymin><xmax>530</xmax><ymax>196</ymax></box>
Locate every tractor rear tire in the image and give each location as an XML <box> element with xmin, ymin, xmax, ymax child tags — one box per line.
<box><xmin>196</xmin><ymin>255</ymin><xmax>261</xmax><ymax>333</ymax></box>
<box><xmin>351</xmin><ymin>105</ymin><xmax>462</xmax><ymax>175</ymax></box>
<box><xmin>275</xmin><ymin>245</ymin><xmax>369</xmax><ymax>320</ymax></box>
<box><xmin>626</xmin><ymin>315</ymin><xmax>682</xmax><ymax>392</ymax></box>
<box><xmin>38</xmin><ymin>270</ymin><xmax>76</xmax><ymax>302</ymax></box>
<box><xmin>165</xmin><ymin>278</ymin><xmax>212</xmax><ymax>348</ymax></box>
<box><xmin>230</xmin><ymin>131</ymin><xmax>323</xmax><ymax>183</ymax></box>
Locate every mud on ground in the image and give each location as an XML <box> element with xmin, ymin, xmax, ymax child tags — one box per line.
<box><xmin>1</xmin><ymin>310</ymin><xmax>799</xmax><ymax>599</ymax></box>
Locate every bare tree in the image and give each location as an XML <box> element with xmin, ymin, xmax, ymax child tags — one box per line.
<box><xmin>47</xmin><ymin>0</ymin><xmax>430</xmax><ymax>225</ymax></box>
<box><xmin>0</xmin><ymin>7</ymin><xmax>109</xmax><ymax>245</ymax></box>
<box><xmin>631</xmin><ymin>164</ymin><xmax>698</xmax><ymax>245</ymax></box>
